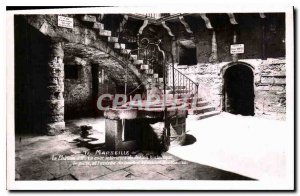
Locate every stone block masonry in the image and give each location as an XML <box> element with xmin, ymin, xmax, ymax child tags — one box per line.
<box><xmin>254</xmin><ymin>59</ymin><xmax>286</xmax><ymax>119</ymax></box>
<box><xmin>176</xmin><ymin>58</ymin><xmax>286</xmax><ymax>120</ymax></box>
<box><xmin>46</xmin><ymin>41</ymin><xmax>65</xmax><ymax>135</ymax></box>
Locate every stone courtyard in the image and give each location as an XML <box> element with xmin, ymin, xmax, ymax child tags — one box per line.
<box><xmin>11</xmin><ymin>12</ymin><xmax>290</xmax><ymax>185</ymax></box>
<box><xmin>15</xmin><ymin>112</ymin><xmax>288</xmax><ymax>181</ymax></box>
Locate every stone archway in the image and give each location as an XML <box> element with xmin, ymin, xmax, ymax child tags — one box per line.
<box><xmin>223</xmin><ymin>63</ymin><xmax>255</xmax><ymax>116</ymax></box>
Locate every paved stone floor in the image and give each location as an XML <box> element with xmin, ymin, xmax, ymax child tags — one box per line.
<box><xmin>15</xmin><ymin>116</ymin><xmax>254</xmax><ymax>181</ymax></box>
<box><xmin>171</xmin><ymin>112</ymin><xmax>290</xmax><ymax>182</ymax></box>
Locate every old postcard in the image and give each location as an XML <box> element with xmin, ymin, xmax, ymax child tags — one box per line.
<box><xmin>6</xmin><ymin>6</ymin><xmax>294</xmax><ymax>190</ymax></box>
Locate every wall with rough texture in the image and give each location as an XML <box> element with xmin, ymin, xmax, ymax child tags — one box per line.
<box><xmin>164</xmin><ymin>13</ymin><xmax>285</xmax><ymax>64</ymax></box>
<box><xmin>64</xmin><ymin>58</ymin><xmax>94</xmax><ymax>119</ymax></box>
<box><xmin>254</xmin><ymin>59</ymin><xmax>286</xmax><ymax>120</ymax></box>
<box><xmin>23</xmin><ymin>14</ymin><xmax>141</xmax><ymax>91</ymax></box>
<box><xmin>63</xmin><ymin>54</ymin><xmax>139</xmax><ymax>119</ymax></box>
<box><xmin>15</xmin><ymin>16</ymin><xmax>51</xmax><ymax>134</ymax></box>
<box><xmin>22</xmin><ymin>15</ymin><xmax>142</xmax><ymax>120</ymax></box>
<box><xmin>176</xmin><ymin>58</ymin><xmax>286</xmax><ymax>120</ymax></box>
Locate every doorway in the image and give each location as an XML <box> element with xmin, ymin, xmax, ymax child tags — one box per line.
<box><xmin>223</xmin><ymin>64</ymin><xmax>254</xmax><ymax>116</ymax></box>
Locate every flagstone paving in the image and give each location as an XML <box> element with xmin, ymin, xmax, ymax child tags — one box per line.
<box><xmin>15</xmin><ymin>117</ymin><xmax>253</xmax><ymax>181</ymax></box>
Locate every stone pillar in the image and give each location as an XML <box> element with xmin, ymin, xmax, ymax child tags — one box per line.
<box><xmin>46</xmin><ymin>41</ymin><xmax>65</xmax><ymax>135</ymax></box>
<box><xmin>209</xmin><ymin>30</ymin><xmax>218</xmax><ymax>63</ymax></box>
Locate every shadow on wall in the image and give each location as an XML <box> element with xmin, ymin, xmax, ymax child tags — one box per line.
<box><xmin>14</xmin><ymin>16</ymin><xmax>52</xmax><ymax>135</ymax></box>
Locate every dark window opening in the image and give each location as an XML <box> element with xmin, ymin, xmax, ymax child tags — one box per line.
<box><xmin>65</xmin><ymin>64</ymin><xmax>78</xmax><ymax>79</ymax></box>
<box><xmin>178</xmin><ymin>40</ymin><xmax>197</xmax><ymax>65</ymax></box>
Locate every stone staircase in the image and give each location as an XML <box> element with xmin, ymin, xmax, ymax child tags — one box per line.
<box><xmin>164</xmin><ymin>86</ymin><xmax>220</xmax><ymax>120</ymax></box>
<box><xmin>80</xmin><ymin>14</ymin><xmax>134</xmax><ymax>59</ymax></box>
<box><xmin>80</xmin><ymin>14</ymin><xmax>219</xmax><ymax>120</ymax></box>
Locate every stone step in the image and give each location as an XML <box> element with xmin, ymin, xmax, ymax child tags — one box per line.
<box><xmin>81</xmin><ymin>15</ymin><xmax>97</xmax><ymax>22</ymax></box>
<box><xmin>133</xmin><ymin>59</ymin><xmax>143</xmax><ymax>65</ymax></box>
<box><xmin>145</xmin><ymin>69</ymin><xmax>154</xmax><ymax>75</ymax></box>
<box><xmin>145</xmin><ymin>78</ymin><xmax>158</xmax><ymax>85</ymax></box>
<box><xmin>188</xmin><ymin>111</ymin><xmax>220</xmax><ymax>120</ymax></box>
<box><xmin>146</xmin><ymin>78</ymin><xmax>153</xmax><ymax>83</ymax></box>
<box><xmin>93</xmin><ymin>22</ymin><xmax>104</xmax><ymax>30</ymax></box>
<box><xmin>140</xmin><ymin>64</ymin><xmax>149</xmax><ymax>70</ymax></box>
<box><xmin>130</xmin><ymin>55</ymin><xmax>138</xmax><ymax>61</ymax></box>
<box><xmin>166</xmin><ymin>94</ymin><xmax>197</xmax><ymax>100</ymax></box>
<box><xmin>182</xmin><ymin>100</ymin><xmax>210</xmax><ymax>109</ymax></box>
<box><xmin>153</xmin><ymin>74</ymin><xmax>159</xmax><ymax>78</ymax></box>
<box><xmin>175</xmin><ymin>96</ymin><xmax>203</xmax><ymax>103</ymax></box>
<box><xmin>188</xmin><ymin>105</ymin><xmax>215</xmax><ymax>115</ymax></box>
<box><xmin>168</xmin><ymin>85</ymin><xmax>186</xmax><ymax>90</ymax></box>
<box><xmin>108</xmin><ymin>36</ymin><xmax>118</xmax><ymax>43</ymax></box>
<box><xmin>121</xmin><ymin>49</ymin><xmax>131</xmax><ymax>54</ymax></box>
<box><xmin>99</xmin><ymin>29</ymin><xmax>112</xmax><ymax>36</ymax></box>
<box><xmin>194</xmin><ymin>100</ymin><xmax>209</xmax><ymax>107</ymax></box>
<box><xmin>114</xmin><ymin>43</ymin><xmax>121</xmax><ymax>49</ymax></box>
<box><xmin>158</xmin><ymin>78</ymin><xmax>164</xmax><ymax>83</ymax></box>
<box><xmin>167</xmin><ymin>89</ymin><xmax>191</xmax><ymax>94</ymax></box>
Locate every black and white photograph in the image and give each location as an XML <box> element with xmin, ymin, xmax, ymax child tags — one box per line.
<box><xmin>6</xmin><ymin>6</ymin><xmax>294</xmax><ymax>190</ymax></box>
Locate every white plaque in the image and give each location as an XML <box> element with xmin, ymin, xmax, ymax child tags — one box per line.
<box><xmin>57</xmin><ymin>15</ymin><xmax>74</xmax><ymax>29</ymax></box>
<box><xmin>230</xmin><ymin>44</ymin><xmax>244</xmax><ymax>54</ymax></box>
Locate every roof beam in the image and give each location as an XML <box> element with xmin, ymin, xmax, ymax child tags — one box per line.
<box><xmin>161</xmin><ymin>21</ymin><xmax>174</xmax><ymax>37</ymax></box>
<box><xmin>179</xmin><ymin>16</ymin><xmax>193</xmax><ymax>34</ymax></box>
<box><xmin>227</xmin><ymin>13</ymin><xmax>238</xmax><ymax>25</ymax></box>
<box><xmin>97</xmin><ymin>14</ymin><xmax>104</xmax><ymax>21</ymax></box>
<box><xmin>200</xmin><ymin>14</ymin><xmax>213</xmax><ymax>29</ymax></box>
<box><xmin>259</xmin><ymin>13</ymin><xmax>266</xmax><ymax>18</ymax></box>
<box><xmin>138</xmin><ymin>20</ymin><xmax>149</xmax><ymax>35</ymax></box>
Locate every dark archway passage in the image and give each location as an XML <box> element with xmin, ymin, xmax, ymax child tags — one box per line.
<box><xmin>15</xmin><ymin>16</ymin><xmax>52</xmax><ymax>135</ymax></box>
<box><xmin>223</xmin><ymin>64</ymin><xmax>254</xmax><ymax>116</ymax></box>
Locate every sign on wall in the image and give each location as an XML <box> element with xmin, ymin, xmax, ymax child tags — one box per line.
<box><xmin>230</xmin><ymin>44</ymin><xmax>244</xmax><ymax>54</ymax></box>
<box><xmin>57</xmin><ymin>15</ymin><xmax>74</xmax><ymax>29</ymax></box>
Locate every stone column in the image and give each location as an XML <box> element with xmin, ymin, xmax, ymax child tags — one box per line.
<box><xmin>209</xmin><ymin>30</ymin><xmax>218</xmax><ymax>63</ymax></box>
<box><xmin>46</xmin><ymin>41</ymin><xmax>65</xmax><ymax>135</ymax></box>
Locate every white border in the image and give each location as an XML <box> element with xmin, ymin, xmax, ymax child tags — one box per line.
<box><xmin>6</xmin><ymin>6</ymin><xmax>294</xmax><ymax>190</ymax></box>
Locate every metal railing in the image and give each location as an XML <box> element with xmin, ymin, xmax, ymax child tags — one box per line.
<box><xmin>167</xmin><ymin>63</ymin><xmax>199</xmax><ymax>97</ymax></box>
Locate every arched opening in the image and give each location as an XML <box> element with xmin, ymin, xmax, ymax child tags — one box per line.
<box><xmin>223</xmin><ymin>63</ymin><xmax>254</xmax><ymax>116</ymax></box>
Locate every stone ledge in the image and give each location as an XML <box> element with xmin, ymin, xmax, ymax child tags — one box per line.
<box><xmin>104</xmin><ymin>108</ymin><xmax>138</xmax><ymax>120</ymax></box>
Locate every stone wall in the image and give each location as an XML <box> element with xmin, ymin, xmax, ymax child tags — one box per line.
<box><xmin>15</xmin><ymin>16</ymin><xmax>52</xmax><ymax>134</ymax></box>
<box><xmin>175</xmin><ymin>58</ymin><xmax>286</xmax><ymax>120</ymax></box>
<box><xmin>176</xmin><ymin>63</ymin><xmax>223</xmax><ymax>110</ymax></box>
<box><xmin>23</xmin><ymin>14</ymin><xmax>141</xmax><ymax>90</ymax></box>
<box><xmin>63</xmin><ymin>52</ymin><xmax>140</xmax><ymax>119</ymax></box>
<box><xmin>254</xmin><ymin>59</ymin><xmax>286</xmax><ymax>120</ymax></box>
<box><xmin>162</xmin><ymin>13</ymin><xmax>285</xmax><ymax>64</ymax></box>
<box><xmin>20</xmin><ymin>14</ymin><xmax>142</xmax><ymax>120</ymax></box>
<box><xmin>64</xmin><ymin>57</ymin><xmax>94</xmax><ymax>119</ymax></box>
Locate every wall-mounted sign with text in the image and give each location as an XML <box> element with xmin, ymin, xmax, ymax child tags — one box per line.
<box><xmin>57</xmin><ymin>16</ymin><xmax>74</xmax><ymax>29</ymax></box>
<box><xmin>230</xmin><ymin>44</ymin><xmax>244</xmax><ymax>54</ymax></box>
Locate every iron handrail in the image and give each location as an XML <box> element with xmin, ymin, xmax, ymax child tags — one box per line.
<box><xmin>168</xmin><ymin>63</ymin><xmax>199</xmax><ymax>87</ymax></box>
